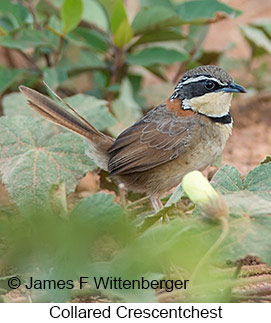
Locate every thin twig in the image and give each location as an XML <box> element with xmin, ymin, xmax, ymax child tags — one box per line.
<box><xmin>23</xmin><ymin>0</ymin><xmax>40</xmax><ymax>30</ymax></box>
<box><xmin>106</xmin><ymin>46</ymin><xmax>124</xmax><ymax>114</ymax></box>
<box><xmin>54</xmin><ymin>34</ymin><xmax>65</xmax><ymax>67</ymax></box>
<box><xmin>127</xmin><ymin>196</ymin><xmax>150</xmax><ymax>209</ymax></box>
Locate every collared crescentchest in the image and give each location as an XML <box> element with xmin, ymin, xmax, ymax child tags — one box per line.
<box><xmin>19</xmin><ymin>65</ymin><xmax>246</xmax><ymax>211</ymax></box>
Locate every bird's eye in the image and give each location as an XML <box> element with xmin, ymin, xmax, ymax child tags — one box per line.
<box><xmin>204</xmin><ymin>80</ymin><xmax>216</xmax><ymax>91</ymax></box>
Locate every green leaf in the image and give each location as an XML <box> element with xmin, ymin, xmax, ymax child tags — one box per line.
<box><xmin>212</xmin><ymin>163</ymin><xmax>271</xmax><ymax>202</ymax></box>
<box><xmin>241</xmin><ymin>25</ymin><xmax>271</xmax><ymax>55</ymax></box>
<box><xmin>144</xmin><ymin>65</ymin><xmax>167</xmax><ymax>81</ymax></box>
<box><xmin>0</xmin><ymin>68</ymin><xmax>25</xmax><ymax>94</ymax></box>
<box><xmin>140</xmin><ymin>0</ymin><xmax>174</xmax><ymax>8</ymax></box>
<box><xmin>110</xmin><ymin>0</ymin><xmax>127</xmax><ymax>34</ymax></box>
<box><xmin>0</xmin><ymin>1</ymin><xmax>30</xmax><ymax>30</ymax></box>
<box><xmin>226</xmin><ymin>191</ymin><xmax>271</xmax><ymax>218</ymax></box>
<box><xmin>220</xmin><ymin>191</ymin><xmax>271</xmax><ymax>265</ymax></box>
<box><xmin>64</xmin><ymin>94</ymin><xmax>117</xmax><ymax>131</ymax></box>
<box><xmin>253</xmin><ymin>19</ymin><xmax>271</xmax><ymax>38</ymax></box>
<box><xmin>244</xmin><ymin>163</ymin><xmax>271</xmax><ymax>201</ymax></box>
<box><xmin>68</xmin><ymin>27</ymin><xmax>108</xmax><ymax>52</ymax></box>
<box><xmin>261</xmin><ymin>156</ymin><xmax>271</xmax><ymax>165</ymax></box>
<box><xmin>132</xmin><ymin>30</ymin><xmax>185</xmax><ymax>47</ymax></box>
<box><xmin>176</xmin><ymin>0</ymin><xmax>241</xmax><ymax>23</ymax></box>
<box><xmin>165</xmin><ymin>183</ymin><xmax>184</xmax><ymax>207</ymax></box>
<box><xmin>81</xmin><ymin>0</ymin><xmax>109</xmax><ymax>32</ymax></box>
<box><xmin>110</xmin><ymin>79</ymin><xmax>142</xmax><ymax>135</ymax></box>
<box><xmin>47</xmin><ymin>15</ymin><xmax>63</xmax><ymax>36</ymax></box>
<box><xmin>43</xmin><ymin>68</ymin><xmax>60</xmax><ymax>91</ymax></box>
<box><xmin>58</xmin><ymin>48</ymin><xmax>106</xmax><ymax>71</ymax></box>
<box><xmin>61</xmin><ymin>0</ymin><xmax>83</xmax><ymax>34</ymax></box>
<box><xmin>127</xmin><ymin>47</ymin><xmax>188</xmax><ymax>67</ymax></box>
<box><xmin>0</xmin><ymin>116</ymin><xmax>95</xmax><ymax>209</ymax></box>
<box><xmin>211</xmin><ymin>165</ymin><xmax>243</xmax><ymax>194</ymax></box>
<box><xmin>132</xmin><ymin>6</ymin><xmax>180</xmax><ymax>34</ymax></box>
<box><xmin>0</xmin><ymin>28</ymin><xmax>53</xmax><ymax>51</ymax></box>
<box><xmin>0</xmin><ymin>17</ymin><xmax>13</xmax><ymax>34</ymax></box>
<box><xmin>43</xmin><ymin>67</ymin><xmax>68</xmax><ymax>91</ymax></box>
<box><xmin>97</xmin><ymin>0</ymin><xmax>118</xmax><ymax>14</ymax></box>
<box><xmin>113</xmin><ymin>18</ymin><xmax>133</xmax><ymax>47</ymax></box>
<box><xmin>71</xmin><ymin>193</ymin><xmax>124</xmax><ymax>227</ymax></box>
<box><xmin>3</xmin><ymin>93</ymin><xmax>41</xmax><ymax>119</ymax></box>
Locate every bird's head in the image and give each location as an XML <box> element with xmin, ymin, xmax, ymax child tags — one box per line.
<box><xmin>171</xmin><ymin>65</ymin><xmax>246</xmax><ymax>118</ymax></box>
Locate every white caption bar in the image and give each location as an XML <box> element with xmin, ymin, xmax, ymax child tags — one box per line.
<box><xmin>1</xmin><ymin>303</ymin><xmax>270</xmax><ymax>322</ymax></box>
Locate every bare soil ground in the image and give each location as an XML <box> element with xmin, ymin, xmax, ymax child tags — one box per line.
<box><xmin>223</xmin><ymin>93</ymin><xmax>271</xmax><ymax>174</ymax></box>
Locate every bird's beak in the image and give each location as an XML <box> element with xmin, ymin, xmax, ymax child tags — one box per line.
<box><xmin>217</xmin><ymin>82</ymin><xmax>246</xmax><ymax>94</ymax></box>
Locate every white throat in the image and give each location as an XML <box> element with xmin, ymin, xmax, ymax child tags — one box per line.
<box><xmin>183</xmin><ymin>92</ymin><xmax>233</xmax><ymax>118</ymax></box>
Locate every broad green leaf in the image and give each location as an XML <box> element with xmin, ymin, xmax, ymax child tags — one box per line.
<box><xmin>81</xmin><ymin>0</ymin><xmax>109</xmax><ymax>32</ymax></box>
<box><xmin>64</xmin><ymin>94</ymin><xmax>117</xmax><ymax>131</ymax></box>
<box><xmin>132</xmin><ymin>29</ymin><xmax>185</xmax><ymax>47</ymax></box>
<box><xmin>244</xmin><ymin>163</ymin><xmax>271</xmax><ymax>201</ymax></box>
<box><xmin>0</xmin><ymin>28</ymin><xmax>52</xmax><ymax>51</ymax></box>
<box><xmin>110</xmin><ymin>79</ymin><xmax>142</xmax><ymax>135</ymax></box>
<box><xmin>140</xmin><ymin>0</ymin><xmax>174</xmax><ymax>8</ymax></box>
<box><xmin>132</xmin><ymin>6</ymin><xmax>180</xmax><ymax>34</ymax></box>
<box><xmin>184</xmin><ymin>24</ymin><xmax>209</xmax><ymax>57</ymax></box>
<box><xmin>0</xmin><ymin>116</ymin><xmax>95</xmax><ymax>209</ymax></box>
<box><xmin>0</xmin><ymin>17</ymin><xmax>13</xmax><ymax>34</ymax></box>
<box><xmin>211</xmin><ymin>165</ymin><xmax>243</xmax><ymax>194</ymax></box>
<box><xmin>97</xmin><ymin>0</ymin><xmax>118</xmax><ymax>14</ymax></box>
<box><xmin>113</xmin><ymin>19</ymin><xmax>133</xmax><ymax>47</ymax></box>
<box><xmin>68</xmin><ymin>27</ymin><xmax>108</xmax><ymax>52</ymax></box>
<box><xmin>110</xmin><ymin>0</ymin><xmax>127</xmax><ymax>34</ymax></box>
<box><xmin>4</xmin><ymin>91</ymin><xmax>115</xmax><ymax>132</ymax></box>
<box><xmin>193</xmin><ymin>190</ymin><xmax>271</xmax><ymax>266</ymax></box>
<box><xmin>261</xmin><ymin>156</ymin><xmax>271</xmax><ymax>165</ymax></box>
<box><xmin>127</xmin><ymin>47</ymin><xmax>188</xmax><ymax>67</ymax></box>
<box><xmin>61</xmin><ymin>0</ymin><xmax>83</xmax><ymax>34</ymax></box>
<box><xmin>3</xmin><ymin>93</ymin><xmax>42</xmax><ymax>118</ymax></box>
<box><xmin>43</xmin><ymin>67</ymin><xmax>68</xmax><ymax>91</ymax></box>
<box><xmin>241</xmin><ymin>25</ymin><xmax>271</xmax><ymax>55</ymax></box>
<box><xmin>47</xmin><ymin>15</ymin><xmax>63</xmax><ymax>36</ymax></box>
<box><xmin>176</xmin><ymin>0</ymin><xmax>241</xmax><ymax>23</ymax></box>
<box><xmin>165</xmin><ymin>183</ymin><xmax>184</xmax><ymax>207</ymax></box>
<box><xmin>58</xmin><ymin>48</ymin><xmax>106</xmax><ymax>71</ymax></box>
<box><xmin>219</xmin><ymin>191</ymin><xmax>271</xmax><ymax>265</ymax></box>
<box><xmin>0</xmin><ymin>1</ymin><xmax>30</xmax><ymax>30</ymax></box>
<box><xmin>0</xmin><ymin>68</ymin><xmax>25</xmax><ymax>94</ymax></box>
<box><xmin>144</xmin><ymin>65</ymin><xmax>167</xmax><ymax>81</ymax></box>
<box><xmin>225</xmin><ymin>191</ymin><xmax>271</xmax><ymax>218</ymax></box>
<box><xmin>115</xmin><ymin>217</ymin><xmax>219</xmax><ymax>281</ymax></box>
<box><xmin>212</xmin><ymin>164</ymin><xmax>271</xmax><ymax>203</ymax></box>
<box><xmin>134</xmin><ymin>1</ymin><xmax>234</xmax><ymax>34</ymax></box>
<box><xmin>43</xmin><ymin>68</ymin><xmax>60</xmax><ymax>91</ymax></box>
<box><xmin>71</xmin><ymin>193</ymin><xmax>124</xmax><ymax>227</ymax></box>
<box><xmin>253</xmin><ymin>19</ymin><xmax>271</xmax><ymax>37</ymax></box>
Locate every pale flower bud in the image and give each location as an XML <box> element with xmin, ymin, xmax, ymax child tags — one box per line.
<box><xmin>182</xmin><ymin>171</ymin><xmax>228</xmax><ymax>219</ymax></box>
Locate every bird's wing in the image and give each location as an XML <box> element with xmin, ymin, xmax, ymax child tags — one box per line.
<box><xmin>108</xmin><ymin>103</ymin><xmax>202</xmax><ymax>175</ymax></box>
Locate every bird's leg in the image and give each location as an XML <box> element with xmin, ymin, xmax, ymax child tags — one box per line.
<box><xmin>150</xmin><ymin>196</ymin><xmax>163</xmax><ymax>212</ymax></box>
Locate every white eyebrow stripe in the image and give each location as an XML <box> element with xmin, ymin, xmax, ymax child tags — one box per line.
<box><xmin>181</xmin><ymin>76</ymin><xmax>227</xmax><ymax>86</ymax></box>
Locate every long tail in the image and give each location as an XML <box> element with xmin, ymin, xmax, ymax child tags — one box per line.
<box><xmin>19</xmin><ymin>85</ymin><xmax>114</xmax><ymax>170</ymax></box>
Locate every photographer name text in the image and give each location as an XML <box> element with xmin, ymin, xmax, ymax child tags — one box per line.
<box><xmin>9</xmin><ymin>276</ymin><xmax>189</xmax><ymax>292</ymax></box>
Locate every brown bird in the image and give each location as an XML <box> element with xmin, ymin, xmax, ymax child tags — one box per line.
<box><xmin>19</xmin><ymin>65</ymin><xmax>246</xmax><ymax>211</ymax></box>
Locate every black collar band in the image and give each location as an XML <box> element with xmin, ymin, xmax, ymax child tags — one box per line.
<box><xmin>205</xmin><ymin>112</ymin><xmax>232</xmax><ymax>124</ymax></box>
